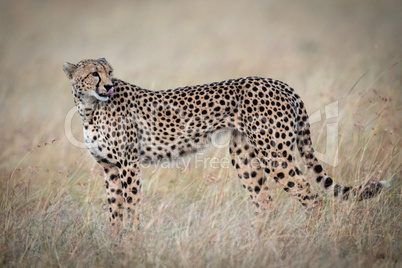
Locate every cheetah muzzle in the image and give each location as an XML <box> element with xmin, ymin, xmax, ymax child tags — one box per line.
<box><xmin>98</xmin><ymin>86</ymin><xmax>114</xmax><ymax>99</ymax></box>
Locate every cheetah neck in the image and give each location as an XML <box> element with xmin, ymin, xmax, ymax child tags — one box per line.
<box><xmin>73</xmin><ymin>91</ymin><xmax>99</xmax><ymax>123</ymax></box>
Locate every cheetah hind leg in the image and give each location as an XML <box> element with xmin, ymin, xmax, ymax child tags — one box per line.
<box><xmin>264</xmin><ymin>154</ymin><xmax>323</xmax><ymax>211</ymax></box>
<box><xmin>229</xmin><ymin>131</ymin><xmax>273</xmax><ymax>226</ymax></box>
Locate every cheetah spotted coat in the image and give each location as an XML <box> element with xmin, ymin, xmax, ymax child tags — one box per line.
<box><xmin>63</xmin><ymin>58</ymin><xmax>384</xmax><ymax>231</ymax></box>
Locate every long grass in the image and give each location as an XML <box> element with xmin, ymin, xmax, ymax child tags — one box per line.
<box><xmin>0</xmin><ymin>0</ymin><xmax>401</xmax><ymax>267</ymax></box>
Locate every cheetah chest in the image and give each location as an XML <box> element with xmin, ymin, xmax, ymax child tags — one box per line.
<box><xmin>83</xmin><ymin>125</ymin><xmax>107</xmax><ymax>163</ymax></box>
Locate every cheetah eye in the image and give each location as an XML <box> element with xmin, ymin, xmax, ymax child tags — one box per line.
<box><xmin>91</xmin><ymin>72</ymin><xmax>99</xmax><ymax>77</ymax></box>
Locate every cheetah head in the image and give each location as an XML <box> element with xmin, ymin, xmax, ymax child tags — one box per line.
<box><xmin>63</xmin><ymin>58</ymin><xmax>115</xmax><ymax>102</ymax></box>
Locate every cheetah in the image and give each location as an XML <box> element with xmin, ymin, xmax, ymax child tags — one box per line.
<box><xmin>63</xmin><ymin>58</ymin><xmax>385</xmax><ymax>232</ymax></box>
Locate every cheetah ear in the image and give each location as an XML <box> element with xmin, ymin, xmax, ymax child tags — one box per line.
<box><xmin>98</xmin><ymin>57</ymin><xmax>107</xmax><ymax>63</ymax></box>
<box><xmin>63</xmin><ymin>62</ymin><xmax>77</xmax><ymax>80</ymax></box>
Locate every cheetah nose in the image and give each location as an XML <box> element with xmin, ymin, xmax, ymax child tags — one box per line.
<box><xmin>104</xmin><ymin>84</ymin><xmax>114</xmax><ymax>95</ymax></box>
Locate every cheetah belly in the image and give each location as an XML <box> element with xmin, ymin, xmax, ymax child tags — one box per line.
<box><xmin>138</xmin><ymin>131</ymin><xmax>217</xmax><ymax>163</ymax></box>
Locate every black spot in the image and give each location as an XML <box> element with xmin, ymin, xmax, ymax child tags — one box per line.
<box><xmin>343</xmin><ymin>186</ymin><xmax>351</xmax><ymax>194</ymax></box>
<box><xmin>316</xmin><ymin>176</ymin><xmax>323</xmax><ymax>183</ymax></box>
<box><xmin>314</xmin><ymin>165</ymin><xmax>323</xmax><ymax>174</ymax></box>
<box><xmin>334</xmin><ymin>184</ymin><xmax>341</xmax><ymax>197</ymax></box>
<box><xmin>324</xmin><ymin>177</ymin><xmax>333</xmax><ymax>188</ymax></box>
<box><xmin>342</xmin><ymin>186</ymin><xmax>351</xmax><ymax>200</ymax></box>
<box><xmin>277</xmin><ymin>172</ymin><xmax>284</xmax><ymax>179</ymax></box>
<box><xmin>287</xmin><ymin>181</ymin><xmax>295</xmax><ymax>187</ymax></box>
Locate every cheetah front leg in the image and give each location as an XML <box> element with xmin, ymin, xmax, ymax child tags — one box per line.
<box><xmin>103</xmin><ymin>167</ymin><xmax>124</xmax><ymax>234</ymax></box>
<box><xmin>118</xmin><ymin>163</ymin><xmax>142</xmax><ymax>232</ymax></box>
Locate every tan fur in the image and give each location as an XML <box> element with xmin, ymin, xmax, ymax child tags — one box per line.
<box><xmin>63</xmin><ymin>58</ymin><xmax>384</xmax><ymax>233</ymax></box>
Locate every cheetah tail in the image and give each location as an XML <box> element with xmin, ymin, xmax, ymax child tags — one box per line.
<box><xmin>294</xmin><ymin>99</ymin><xmax>386</xmax><ymax>201</ymax></box>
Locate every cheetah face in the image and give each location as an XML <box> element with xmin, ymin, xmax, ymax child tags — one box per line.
<box><xmin>63</xmin><ymin>58</ymin><xmax>114</xmax><ymax>102</ymax></box>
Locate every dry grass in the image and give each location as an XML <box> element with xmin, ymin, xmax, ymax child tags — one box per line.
<box><xmin>0</xmin><ymin>0</ymin><xmax>401</xmax><ymax>267</ymax></box>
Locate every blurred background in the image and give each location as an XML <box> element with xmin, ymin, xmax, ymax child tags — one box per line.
<box><xmin>0</xmin><ymin>0</ymin><xmax>400</xmax><ymax>199</ymax></box>
<box><xmin>0</xmin><ymin>0</ymin><xmax>401</xmax><ymax>171</ymax></box>
<box><xmin>0</xmin><ymin>0</ymin><xmax>401</xmax><ymax>266</ymax></box>
<box><xmin>1</xmin><ymin>0</ymin><xmax>401</xmax><ymax>207</ymax></box>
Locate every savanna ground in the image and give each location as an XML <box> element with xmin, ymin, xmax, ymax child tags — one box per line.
<box><xmin>0</xmin><ymin>0</ymin><xmax>401</xmax><ymax>267</ymax></box>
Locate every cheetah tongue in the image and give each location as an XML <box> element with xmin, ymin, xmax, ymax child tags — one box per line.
<box><xmin>106</xmin><ymin>87</ymin><xmax>114</xmax><ymax>96</ymax></box>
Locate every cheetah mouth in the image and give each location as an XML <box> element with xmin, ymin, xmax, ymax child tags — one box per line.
<box><xmin>98</xmin><ymin>87</ymin><xmax>114</xmax><ymax>98</ymax></box>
